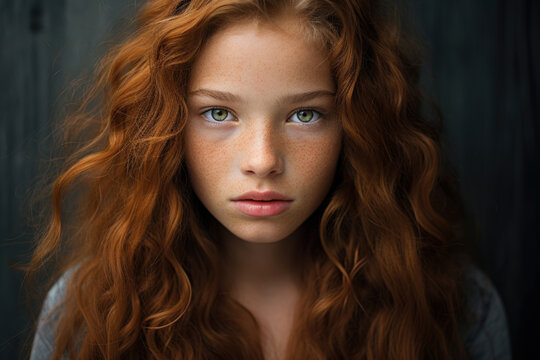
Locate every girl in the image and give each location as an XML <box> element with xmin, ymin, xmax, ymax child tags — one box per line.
<box><xmin>27</xmin><ymin>0</ymin><xmax>511</xmax><ymax>359</ymax></box>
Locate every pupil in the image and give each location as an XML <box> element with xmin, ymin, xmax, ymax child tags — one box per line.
<box><xmin>212</xmin><ymin>109</ymin><xmax>227</xmax><ymax>121</ymax></box>
<box><xmin>299</xmin><ymin>110</ymin><xmax>313</xmax><ymax>122</ymax></box>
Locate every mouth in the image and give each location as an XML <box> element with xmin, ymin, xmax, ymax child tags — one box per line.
<box><xmin>231</xmin><ymin>199</ymin><xmax>292</xmax><ymax>217</ymax></box>
<box><xmin>232</xmin><ymin>190</ymin><xmax>292</xmax><ymax>201</ymax></box>
<box><xmin>231</xmin><ymin>190</ymin><xmax>293</xmax><ymax>216</ymax></box>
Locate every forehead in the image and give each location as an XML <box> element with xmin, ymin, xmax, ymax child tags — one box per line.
<box><xmin>188</xmin><ymin>16</ymin><xmax>334</xmax><ymax>94</ymax></box>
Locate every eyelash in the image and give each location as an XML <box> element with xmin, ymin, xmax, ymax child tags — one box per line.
<box><xmin>200</xmin><ymin>107</ymin><xmax>325</xmax><ymax>124</ymax></box>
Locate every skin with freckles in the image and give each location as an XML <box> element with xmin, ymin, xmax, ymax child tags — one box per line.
<box><xmin>184</xmin><ymin>16</ymin><xmax>342</xmax><ymax>248</ymax></box>
<box><xmin>183</xmin><ymin>16</ymin><xmax>342</xmax><ymax>359</ymax></box>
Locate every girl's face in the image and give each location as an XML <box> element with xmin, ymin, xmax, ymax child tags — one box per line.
<box><xmin>184</xmin><ymin>16</ymin><xmax>342</xmax><ymax>244</ymax></box>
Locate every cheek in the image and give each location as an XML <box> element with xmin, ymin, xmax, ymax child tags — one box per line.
<box><xmin>184</xmin><ymin>130</ymin><xmax>229</xmax><ymax>198</ymax></box>
<box><xmin>290</xmin><ymin>134</ymin><xmax>342</xmax><ymax>192</ymax></box>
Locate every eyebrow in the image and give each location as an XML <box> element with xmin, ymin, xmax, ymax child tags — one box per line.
<box><xmin>189</xmin><ymin>89</ymin><xmax>242</xmax><ymax>102</ymax></box>
<box><xmin>188</xmin><ymin>88</ymin><xmax>335</xmax><ymax>104</ymax></box>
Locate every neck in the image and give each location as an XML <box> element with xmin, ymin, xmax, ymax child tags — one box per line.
<box><xmin>219</xmin><ymin>224</ymin><xmax>306</xmax><ymax>297</ymax></box>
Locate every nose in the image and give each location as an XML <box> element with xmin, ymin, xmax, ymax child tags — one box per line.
<box><xmin>239</xmin><ymin>123</ymin><xmax>284</xmax><ymax>178</ymax></box>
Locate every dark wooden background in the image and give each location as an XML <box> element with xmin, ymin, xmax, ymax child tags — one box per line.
<box><xmin>1</xmin><ymin>0</ymin><xmax>538</xmax><ymax>359</ymax></box>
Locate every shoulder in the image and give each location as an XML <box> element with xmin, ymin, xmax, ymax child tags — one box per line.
<box><xmin>30</xmin><ymin>268</ymin><xmax>75</xmax><ymax>360</ymax></box>
<box><xmin>460</xmin><ymin>264</ymin><xmax>512</xmax><ymax>360</ymax></box>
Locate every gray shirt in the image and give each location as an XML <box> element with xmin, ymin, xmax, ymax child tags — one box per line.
<box><xmin>30</xmin><ymin>265</ymin><xmax>512</xmax><ymax>359</ymax></box>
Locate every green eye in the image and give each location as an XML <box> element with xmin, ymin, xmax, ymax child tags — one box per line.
<box><xmin>290</xmin><ymin>109</ymin><xmax>321</xmax><ymax>123</ymax></box>
<box><xmin>202</xmin><ymin>108</ymin><xmax>233</xmax><ymax>122</ymax></box>
<box><xmin>298</xmin><ymin>110</ymin><xmax>313</xmax><ymax>122</ymax></box>
<box><xmin>211</xmin><ymin>109</ymin><xmax>228</xmax><ymax>121</ymax></box>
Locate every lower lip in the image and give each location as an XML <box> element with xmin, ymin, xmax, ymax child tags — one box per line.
<box><xmin>231</xmin><ymin>200</ymin><xmax>292</xmax><ymax>217</ymax></box>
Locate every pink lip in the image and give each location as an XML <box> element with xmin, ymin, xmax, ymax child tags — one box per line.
<box><xmin>231</xmin><ymin>200</ymin><xmax>292</xmax><ymax>217</ymax></box>
<box><xmin>232</xmin><ymin>191</ymin><xmax>292</xmax><ymax>201</ymax></box>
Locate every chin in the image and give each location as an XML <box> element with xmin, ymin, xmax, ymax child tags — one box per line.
<box><xmin>235</xmin><ymin>230</ymin><xmax>293</xmax><ymax>244</ymax></box>
<box><xmin>225</xmin><ymin>223</ymin><xmax>300</xmax><ymax>244</ymax></box>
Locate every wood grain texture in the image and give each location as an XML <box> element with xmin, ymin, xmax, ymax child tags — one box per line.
<box><xmin>1</xmin><ymin>0</ymin><xmax>537</xmax><ymax>358</ymax></box>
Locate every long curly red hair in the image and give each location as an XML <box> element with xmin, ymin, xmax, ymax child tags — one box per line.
<box><xmin>26</xmin><ymin>0</ymin><xmax>471</xmax><ymax>358</ymax></box>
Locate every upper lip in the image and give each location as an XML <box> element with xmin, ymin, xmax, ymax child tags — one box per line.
<box><xmin>232</xmin><ymin>191</ymin><xmax>292</xmax><ymax>201</ymax></box>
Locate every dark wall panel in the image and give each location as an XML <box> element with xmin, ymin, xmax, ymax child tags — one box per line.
<box><xmin>0</xmin><ymin>1</ymin><xmax>137</xmax><ymax>358</ymax></box>
<box><xmin>410</xmin><ymin>1</ymin><xmax>539</xmax><ymax>358</ymax></box>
